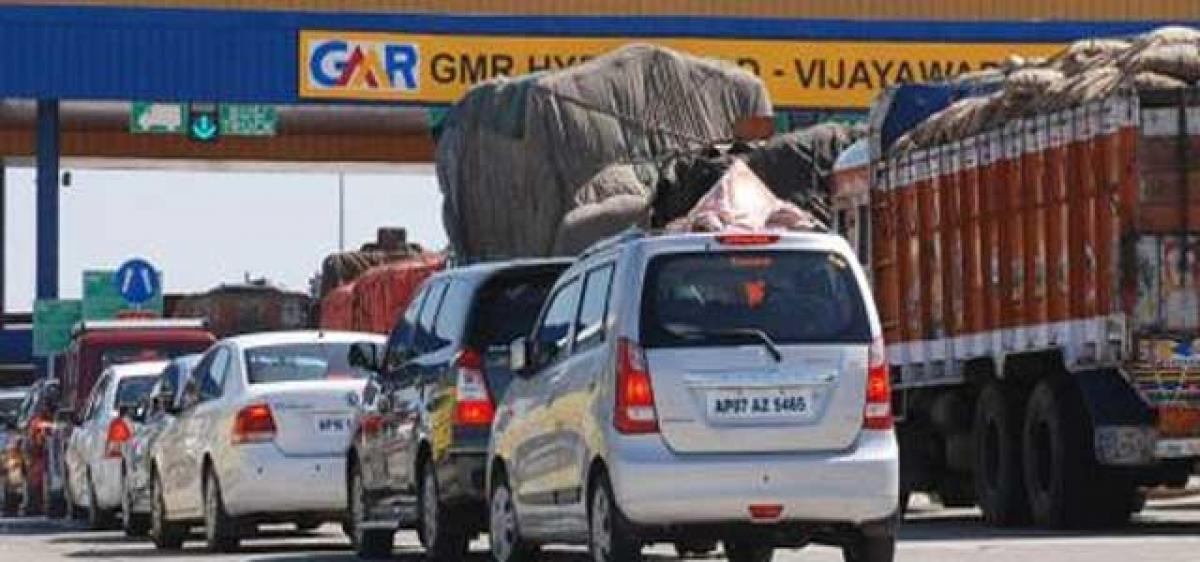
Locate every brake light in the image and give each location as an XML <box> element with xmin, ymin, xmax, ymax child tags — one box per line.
<box><xmin>864</xmin><ymin>337</ymin><xmax>893</xmax><ymax>430</ymax></box>
<box><xmin>615</xmin><ymin>339</ymin><xmax>658</xmax><ymax>434</ymax></box>
<box><xmin>454</xmin><ymin>347</ymin><xmax>495</xmax><ymax>427</ymax></box>
<box><xmin>716</xmin><ymin>233</ymin><xmax>781</xmax><ymax>246</ymax></box>
<box><xmin>105</xmin><ymin>418</ymin><xmax>132</xmax><ymax>458</ymax></box>
<box><xmin>232</xmin><ymin>403</ymin><xmax>277</xmax><ymax>444</ymax></box>
<box><xmin>748</xmin><ymin>503</ymin><xmax>784</xmax><ymax>522</ymax></box>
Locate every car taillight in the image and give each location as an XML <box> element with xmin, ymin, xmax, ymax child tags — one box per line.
<box><xmin>454</xmin><ymin>347</ymin><xmax>495</xmax><ymax>427</ymax></box>
<box><xmin>864</xmin><ymin>337</ymin><xmax>893</xmax><ymax>430</ymax></box>
<box><xmin>615</xmin><ymin>338</ymin><xmax>658</xmax><ymax>434</ymax></box>
<box><xmin>105</xmin><ymin>418</ymin><xmax>132</xmax><ymax>458</ymax></box>
<box><xmin>716</xmin><ymin>233</ymin><xmax>781</xmax><ymax>246</ymax></box>
<box><xmin>232</xmin><ymin>403</ymin><xmax>277</xmax><ymax>444</ymax></box>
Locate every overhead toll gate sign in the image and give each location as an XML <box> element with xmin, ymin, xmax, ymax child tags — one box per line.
<box><xmin>299</xmin><ymin>30</ymin><xmax>1060</xmax><ymax>109</ymax></box>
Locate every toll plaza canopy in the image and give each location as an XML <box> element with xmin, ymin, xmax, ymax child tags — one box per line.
<box><xmin>0</xmin><ymin>0</ymin><xmax>1196</xmax><ymax>164</ymax></box>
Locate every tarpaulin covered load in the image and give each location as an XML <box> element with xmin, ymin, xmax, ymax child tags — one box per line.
<box><xmin>877</xmin><ymin>25</ymin><xmax>1200</xmax><ymax>154</ymax></box>
<box><xmin>318</xmin><ymin>227</ymin><xmax>428</xmax><ymax>298</ymax></box>
<box><xmin>665</xmin><ymin>160</ymin><xmax>821</xmax><ymax>233</ymax></box>
<box><xmin>436</xmin><ymin>43</ymin><xmax>772</xmax><ymax>261</ymax></box>
<box><xmin>319</xmin><ymin>283</ymin><xmax>355</xmax><ymax>332</ymax></box>
<box><xmin>652</xmin><ymin>123</ymin><xmax>864</xmax><ymax>229</ymax></box>
<box><xmin>349</xmin><ymin>254</ymin><xmax>445</xmax><ymax>334</ymax></box>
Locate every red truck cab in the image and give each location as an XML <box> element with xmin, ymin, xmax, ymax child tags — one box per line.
<box><xmin>43</xmin><ymin>319</ymin><xmax>215</xmax><ymax>517</ymax></box>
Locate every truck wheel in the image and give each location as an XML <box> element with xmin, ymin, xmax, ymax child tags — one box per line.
<box><xmin>1022</xmin><ymin>379</ymin><xmax>1088</xmax><ymax>528</ymax></box>
<box><xmin>974</xmin><ymin>383</ymin><xmax>1028</xmax><ymax>525</ymax></box>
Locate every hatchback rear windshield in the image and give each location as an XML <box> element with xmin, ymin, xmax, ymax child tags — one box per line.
<box><xmin>471</xmin><ymin>269</ymin><xmax>564</xmax><ymax>398</ymax></box>
<box><xmin>115</xmin><ymin>376</ymin><xmax>157</xmax><ymax>408</ymax></box>
<box><xmin>640</xmin><ymin>251</ymin><xmax>871</xmax><ymax>347</ymax></box>
<box><xmin>244</xmin><ymin>342</ymin><xmax>372</xmax><ymax>384</ymax></box>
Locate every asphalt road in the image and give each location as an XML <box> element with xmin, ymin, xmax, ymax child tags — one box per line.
<box><xmin>2</xmin><ymin>495</ymin><xmax>1199</xmax><ymax>561</ymax></box>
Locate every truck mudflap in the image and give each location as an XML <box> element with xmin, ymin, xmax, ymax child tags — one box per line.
<box><xmin>1073</xmin><ymin>369</ymin><xmax>1158</xmax><ymax>466</ymax></box>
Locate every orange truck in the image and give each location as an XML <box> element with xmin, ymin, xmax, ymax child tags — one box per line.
<box><xmin>834</xmin><ymin>85</ymin><xmax>1200</xmax><ymax>528</ymax></box>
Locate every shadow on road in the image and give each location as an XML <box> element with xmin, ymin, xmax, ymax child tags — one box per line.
<box><xmin>901</xmin><ymin>512</ymin><xmax>1200</xmax><ymax>542</ymax></box>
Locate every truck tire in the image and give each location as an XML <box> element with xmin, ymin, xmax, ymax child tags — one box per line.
<box><xmin>974</xmin><ymin>383</ymin><xmax>1028</xmax><ymax>525</ymax></box>
<box><xmin>1022</xmin><ymin>379</ymin><xmax>1091</xmax><ymax>528</ymax></box>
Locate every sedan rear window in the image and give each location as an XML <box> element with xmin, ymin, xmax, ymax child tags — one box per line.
<box><xmin>244</xmin><ymin>342</ymin><xmax>373</xmax><ymax>384</ymax></box>
<box><xmin>641</xmin><ymin>251</ymin><xmax>871</xmax><ymax>347</ymax></box>
<box><xmin>115</xmin><ymin>376</ymin><xmax>157</xmax><ymax>408</ymax></box>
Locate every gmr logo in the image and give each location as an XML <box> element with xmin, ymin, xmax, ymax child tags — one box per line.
<box><xmin>306</xmin><ymin>38</ymin><xmax>419</xmax><ymax>94</ymax></box>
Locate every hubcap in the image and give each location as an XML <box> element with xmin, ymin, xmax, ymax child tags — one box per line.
<box><xmin>422</xmin><ymin>471</ymin><xmax>438</xmax><ymax>544</ymax></box>
<box><xmin>351</xmin><ymin>470</ymin><xmax>365</xmax><ymax>545</ymax></box>
<box><xmin>205</xmin><ymin>476</ymin><xmax>217</xmax><ymax>542</ymax></box>
<box><xmin>490</xmin><ymin>484</ymin><xmax>516</xmax><ymax>562</ymax></box>
<box><xmin>591</xmin><ymin>488</ymin><xmax>612</xmax><ymax>562</ymax></box>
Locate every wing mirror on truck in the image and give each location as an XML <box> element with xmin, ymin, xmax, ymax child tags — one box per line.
<box><xmin>348</xmin><ymin>341</ymin><xmax>381</xmax><ymax>373</ymax></box>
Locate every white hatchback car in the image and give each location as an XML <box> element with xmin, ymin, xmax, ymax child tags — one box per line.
<box><xmin>148</xmin><ymin>331</ymin><xmax>384</xmax><ymax>552</ymax></box>
<box><xmin>65</xmin><ymin>360</ymin><xmax>165</xmax><ymax>530</ymax></box>
<box><xmin>489</xmin><ymin>231</ymin><xmax>899</xmax><ymax>562</ymax></box>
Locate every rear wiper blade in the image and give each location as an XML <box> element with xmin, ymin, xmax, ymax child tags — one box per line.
<box><xmin>663</xmin><ymin>324</ymin><xmax>783</xmax><ymax>363</ymax></box>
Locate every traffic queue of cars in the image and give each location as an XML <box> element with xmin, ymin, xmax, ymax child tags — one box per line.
<box><xmin>0</xmin><ymin>229</ymin><xmax>900</xmax><ymax>562</ymax></box>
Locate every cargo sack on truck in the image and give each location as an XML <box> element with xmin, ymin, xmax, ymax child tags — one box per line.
<box><xmin>665</xmin><ymin>160</ymin><xmax>821</xmax><ymax>233</ymax></box>
<box><xmin>435</xmin><ymin>44</ymin><xmax>772</xmax><ymax>262</ymax></box>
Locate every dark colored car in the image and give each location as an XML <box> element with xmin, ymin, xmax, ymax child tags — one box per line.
<box><xmin>6</xmin><ymin>378</ymin><xmax>60</xmax><ymax>516</ymax></box>
<box><xmin>1</xmin><ymin>386</ymin><xmax>31</xmax><ymax>515</ymax></box>
<box><xmin>346</xmin><ymin>259</ymin><xmax>569</xmax><ymax>560</ymax></box>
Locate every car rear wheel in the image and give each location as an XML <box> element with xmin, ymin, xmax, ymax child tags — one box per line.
<box><xmin>842</xmin><ymin>519</ymin><xmax>896</xmax><ymax>562</ymax></box>
<box><xmin>349</xmin><ymin>461</ymin><xmax>393</xmax><ymax>559</ymax></box>
<box><xmin>1</xmin><ymin>481</ymin><xmax>18</xmax><ymax>516</ymax></box>
<box><xmin>121</xmin><ymin>470</ymin><xmax>149</xmax><ymax>537</ymax></box>
<box><xmin>724</xmin><ymin>540</ymin><xmax>775</xmax><ymax>562</ymax></box>
<box><xmin>150</xmin><ymin>471</ymin><xmax>186</xmax><ymax>550</ymax></box>
<box><xmin>418</xmin><ymin>461</ymin><xmax>470</xmax><ymax>561</ymax></box>
<box><xmin>87</xmin><ymin>471</ymin><xmax>117</xmax><ymax>530</ymax></box>
<box><xmin>203</xmin><ymin>468</ymin><xmax>240</xmax><ymax>552</ymax></box>
<box><xmin>674</xmin><ymin>539</ymin><xmax>718</xmax><ymax>558</ymax></box>
<box><xmin>489</xmin><ymin>472</ymin><xmax>538</xmax><ymax>562</ymax></box>
<box><xmin>588</xmin><ymin>472</ymin><xmax>641</xmax><ymax>562</ymax></box>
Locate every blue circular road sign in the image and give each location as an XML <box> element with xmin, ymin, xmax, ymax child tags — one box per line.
<box><xmin>114</xmin><ymin>258</ymin><xmax>160</xmax><ymax>305</ymax></box>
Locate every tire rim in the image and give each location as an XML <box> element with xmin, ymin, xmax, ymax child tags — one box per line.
<box><xmin>490</xmin><ymin>483</ymin><xmax>516</xmax><ymax>562</ymax></box>
<box><xmin>591</xmin><ymin>487</ymin><xmax>612</xmax><ymax>562</ymax></box>
<box><xmin>422</xmin><ymin>470</ymin><xmax>438</xmax><ymax>546</ymax></box>
<box><xmin>151</xmin><ymin>477</ymin><xmax>163</xmax><ymax>541</ymax></box>
<box><xmin>205</xmin><ymin>475</ymin><xmax>218</xmax><ymax>544</ymax></box>
<box><xmin>351</xmin><ymin>469</ymin><xmax>365</xmax><ymax>546</ymax></box>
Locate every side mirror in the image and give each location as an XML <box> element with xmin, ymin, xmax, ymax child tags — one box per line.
<box><xmin>348</xmin><ymin>341</ymin><xmax>381</xmax><ymax>373</ymax></box>
<box><xmin>509</xmin><ymin>337</ymin><xmax>531</xmax><ymax>376</ymax></box>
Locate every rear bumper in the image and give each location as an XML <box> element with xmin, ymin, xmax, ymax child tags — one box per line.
<box><xmin>608</xmin><ymin>430</ymin><xmax>898</xmax><ymax>526</ymax></box>
<box><xmin>219</xmin><ymin>444</ymin><xmax>346</xmax><ymax>518</ymax></box>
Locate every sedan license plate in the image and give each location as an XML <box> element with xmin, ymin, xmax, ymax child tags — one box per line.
<box><xmin>706</xmin><ymin>388</ymin><xmax>815</xmax><ymax>422</ymax></box>
<box><xmin>314</xmin><ymin>415</ymin><xmax>352</xmax><ymax>435</ymax></box>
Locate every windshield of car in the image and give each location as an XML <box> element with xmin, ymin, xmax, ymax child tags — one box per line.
<box><xmin>640</xmin><ymin>251</ymin><xmax>872</xmax><ymax>348</ymax></box>
<box><xmin>244</xmin><ymin>342</ymin><xmax>370</xmax><ymax>384</ymax></box>
<box><xmin>115</xmin><ymin>376</ymin><xmax>158</xmax><ymax>409</ymax></box>
<box><xmin>100</xmin><ymin>345</ymin><xmax>207</xmax><ymax>370</ymax></box>
<box><xmin>0</xmin><ymin>393</ymin><xmax>25</xmax><ymax>421</ymax></box>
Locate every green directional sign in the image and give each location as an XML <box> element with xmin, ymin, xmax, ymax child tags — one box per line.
<box><xmin>188</xmin><ymin>103</ymin><xmax>221</xmax><ymax>142</ymax></box>
<box><xmin>221</xmin><ymin>104</ymin><xmax>278</xmax><ymax>137</ymax></box>
<box><xmin>83</xmin><ymin>270</ymin><xmax>164</xmax><ymax>320</ymax></box>
<box><xmin>33</xmin><ymin>299</ymin><xmax>82</xmax><ymax>357</ymax></box>
<box><xmin>130</xmin><ymin>102</ymin><xmax>186</xmax><ymax>134</ymax></box>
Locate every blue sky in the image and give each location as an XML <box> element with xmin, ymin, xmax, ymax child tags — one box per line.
<box><xmin>3</xmin><ymin>167</ymin><xmax>447</xmax><ymax>312</ymax></box>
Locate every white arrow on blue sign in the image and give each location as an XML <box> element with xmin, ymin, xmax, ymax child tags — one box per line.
<box><xmin>114</xmin><ymin>258</ymin><xmax>161</xmax><ymax>306</ymax></box>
